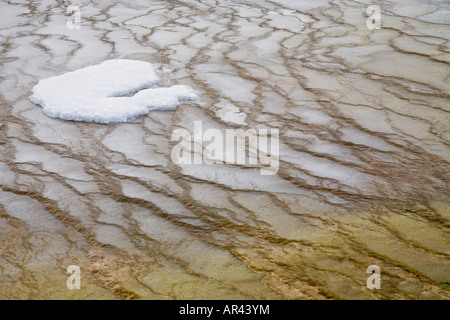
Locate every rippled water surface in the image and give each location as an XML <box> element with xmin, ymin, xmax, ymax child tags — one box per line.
<box><xmin>0</xmin><ymin>0</ymin><xmax>449</xmax><ymax>299</ymax></box>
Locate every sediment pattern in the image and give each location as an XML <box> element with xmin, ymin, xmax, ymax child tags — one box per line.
<box><xmin>0</xmin><ymin>0</ymin><xmax>449</xmax><ymax>299</ymax></box>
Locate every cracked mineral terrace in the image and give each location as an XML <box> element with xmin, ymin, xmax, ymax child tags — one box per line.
<box><xmin>0</xmin><ymin>0</ymin><xmax>449</xmax><ymax>299</ymax></box>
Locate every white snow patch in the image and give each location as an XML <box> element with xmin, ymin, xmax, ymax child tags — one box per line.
<box><xmin>30</xmin><ymin>59</ymin><xmax>199</xmax><ymax>123</ymax></box>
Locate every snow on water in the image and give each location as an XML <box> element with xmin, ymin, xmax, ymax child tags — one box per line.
<box><xmin>29</xmin><ymin>59</ymin><xmax>199</xmax><ymax>123</ymax></box>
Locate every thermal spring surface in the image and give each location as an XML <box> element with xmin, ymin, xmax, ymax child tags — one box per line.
<box><xmin>0</xmin><ymin>0</ymin><xmax>449</xmax><ymax>299</ymax></box>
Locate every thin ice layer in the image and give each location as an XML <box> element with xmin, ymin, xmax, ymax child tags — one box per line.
<box><xmin>29</xmin><ymin>59</ymin><xmax>199</xmax><ymax>123</ymax></box>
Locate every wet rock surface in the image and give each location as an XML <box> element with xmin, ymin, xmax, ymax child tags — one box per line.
<box><xmin>0</xmin><ymin>0</ymin><xmax>449</xmax><ymax>299</ymax></box>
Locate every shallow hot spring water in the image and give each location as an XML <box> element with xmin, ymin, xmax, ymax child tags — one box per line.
<box><xmin>0</xmin><ymin>0</ymin><xmax>449</xmax><ymax>299</ymax></box>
